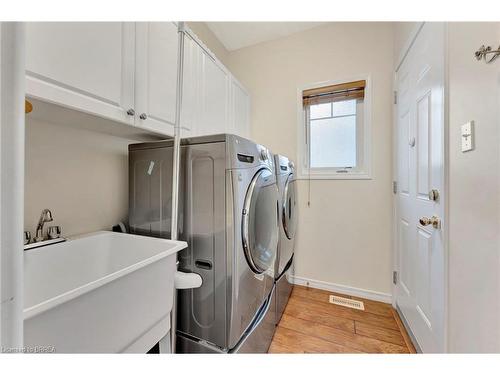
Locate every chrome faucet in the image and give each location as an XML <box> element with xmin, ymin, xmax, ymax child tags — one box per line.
<box><xmin>35</xmin><ymin>208</ymin><xmax>53</xmax><ymax>242</ymax></box>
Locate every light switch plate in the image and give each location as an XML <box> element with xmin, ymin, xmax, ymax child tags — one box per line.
<box><xmin>461</xmin><ymin>121</ymin><xmax>474</xmax><ymax>152</ymax></box>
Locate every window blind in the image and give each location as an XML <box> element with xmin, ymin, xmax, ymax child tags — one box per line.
<box><xmin>302</xmin><ymin>80</ymin><xmax>366</xmax><ymax>106</ymax></box>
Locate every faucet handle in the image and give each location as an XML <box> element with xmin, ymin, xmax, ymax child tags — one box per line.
<box><xmin>47</xmin><ymin>226</ymin><xmax>62</xmax><ymax>239</ymax></box>
<box><xmin>24</xmin><ymin>231</ymin><xmax>31</xmax><ymax>245</ymax></box>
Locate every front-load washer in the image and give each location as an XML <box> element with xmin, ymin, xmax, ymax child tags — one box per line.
<box><xmin>273</xmin><ymin>154</ymin><xmax>298</xmax><ymax>324</ymax></box>
<box><xmin>128</xmin><ymin>134</ymin><xmax>279</xmax><ymax>353</ymax></box>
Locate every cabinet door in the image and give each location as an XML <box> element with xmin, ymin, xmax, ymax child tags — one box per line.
<box><xmin>135</xmin><ymin>22</ymin><xmax>179</xmax><ymax>137</ymax></box>
<box><xmin>180</xmin><ymin>33</ymin><xmax>202</xmax><ymax>138</ymax></box>
<box><xmin>229</xmin><ymin>77</ymin><xmax>250</xmax><ymax>138</ymax></box>
<box><xmin>26</xmin><ymin>22</ymin><xmax>135</xmax><ymax>125</ymax></box>
<box><xmin>200</xmin><ymin>54</ymin><xmax>229</xmax><ymax>136</ymax></box>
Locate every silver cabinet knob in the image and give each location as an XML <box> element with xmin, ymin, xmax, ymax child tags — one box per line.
<box><xmin>126</xmin><ymin>108</ymin><xmax>135</xmax><ymax>116</ymax></box>
<box><xmin>139</xmin><ymin>113</ymin><xmax>148</xmax><ymax>120</ymax></box>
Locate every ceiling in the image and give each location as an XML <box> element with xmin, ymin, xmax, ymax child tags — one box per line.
<box><xmin>205</xmin><ymin>22</ymin><xmax>324</xmax><ymax>51</ymax></box>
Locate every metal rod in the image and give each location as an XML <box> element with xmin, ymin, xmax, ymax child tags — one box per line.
<box><xmin>169</xmin><ymin>21</ymin><xmax>185</xmax><ymax>354</ymax></box>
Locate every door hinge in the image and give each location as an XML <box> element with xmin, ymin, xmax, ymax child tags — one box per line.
<box><xmin>393</xmin><ymin>271</ymin><xmax>398</xmax><ymax>285</ymax></box>
<box><xmin>393</xmin><ymin>91</ymin><xmax>398</xmax><ymax>105</ymax></box>
<box><xmin>392</xmin><ymin>181</ymin><xmax>398</xmax><ymax>194</ymax></box>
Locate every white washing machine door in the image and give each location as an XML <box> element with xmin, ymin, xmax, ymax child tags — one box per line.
<box><xmin>242</xmin><ymin>167</ymin><xmax>279</xmax><ymax>274</ymax></box>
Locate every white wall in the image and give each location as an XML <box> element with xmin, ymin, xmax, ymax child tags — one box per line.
<box><xmin>225</xmin><ymin>23</ymin><xmax>395</xmax><ymax>297</ymax></box>
<box><xmin>447</xmin><ymin>22</ymin><xmax>500</xmax><ymax>353</ymax></box>
<box><xmin>24</xmin><ymin>117</ymin><xmax>130</xmax><ymax>238</ymax></box>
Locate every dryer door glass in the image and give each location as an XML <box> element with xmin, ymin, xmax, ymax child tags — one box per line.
<box><xmin>242</xmin><ymin>168</ymin><xmax>278</xmax><ymax>274</ymax></box>
<box><xmin>282</xmin><ymin>174</ymin><xmax>297</xmax><ymax>240</ymax></box>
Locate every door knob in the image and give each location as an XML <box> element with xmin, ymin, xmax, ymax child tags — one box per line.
<box><xmin>139</xmin><ymin>113</ymin><xmax>148</xmax><ymax>120</ymax></box>
<box><xmin>419</xmin><ymin>216</ymin><xmax>441</xmax><ymax>229</ymax></box>
<box><xmin>429</xmin><ymin>189</ymin><xmax>439</xmax><ymax>201</ymax></box>
<box><xmin>126</xmin><ymin>108</ymin><xmax>135</xmax><ymax>116</ymax></box>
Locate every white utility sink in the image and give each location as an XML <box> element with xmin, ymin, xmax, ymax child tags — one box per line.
<box><xmin>24</xmin><ymin>231</ymin><xmax>187</xmax><ymax>353</ymax></box>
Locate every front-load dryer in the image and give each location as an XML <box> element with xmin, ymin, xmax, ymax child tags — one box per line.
<box><xmin>274</xmin><ymin>154</ymin><xmax>298</xmax><ymax>324</ymax></box>
<box><xmin>128</xmin><ymin>134</ymin><xmax>279</xmax><ymax>353</ymax></box>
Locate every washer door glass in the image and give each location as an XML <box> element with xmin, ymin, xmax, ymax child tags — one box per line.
<box><xmin>242</xmin><ymin>168</ymin><xmax>278</xmax><ymax>274</ymax></box>
<box><xmin>282</xmin><ymin>174</ymin><xmax>297</xmax><ymax>240</ymax></box>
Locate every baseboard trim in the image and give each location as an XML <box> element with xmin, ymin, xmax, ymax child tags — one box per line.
<box><xmin>289</xmin><ymin>275</ymin><xmax>392</xmax><ymax>304</ymax></box>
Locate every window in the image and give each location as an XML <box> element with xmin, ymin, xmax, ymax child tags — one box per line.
<box><xmin>298</xmin><ymin>78</ymin><xmax>371</xmax><ymax>179</ymax></box>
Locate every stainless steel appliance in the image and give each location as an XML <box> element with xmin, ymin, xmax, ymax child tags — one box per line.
<box><xmin>273</xmin><ymin>154</ymin><xmax>298</xmax><ymax>324</ymax></box>
<box><xmin>129</xmin><ymin>134</ymin><xmax>279</xmax><ymax>353</ymax></box>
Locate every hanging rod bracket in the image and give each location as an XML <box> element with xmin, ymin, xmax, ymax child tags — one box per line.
<box><xmin>475</xmin><ymin>44</ymin><xmax>500</xmax><ymax>64</ymax></box>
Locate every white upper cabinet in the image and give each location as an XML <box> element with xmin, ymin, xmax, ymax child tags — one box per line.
<box><xmin>229</xmin><ymin>77</ymin><xmax>251</xmax><ymax>139</ymax></box>
<box><xmin>200</xmin><ymin>54</ymin><xmax>229</xmax><ymax>136</ymax></box>
<box><xmin>135</xmin><ymin>22</ymin><xmax>179</xmax><ymax>137</ymax></box>
<box><xmin>26</xmin><ymin>22</ymin><xmax>136</xmax><ymax>126</ymax></box>
<box><xmin>180</xmin><ymin>31</ymin><xmax>231</xmax><ymax>138</ymax></box>
<box><xmin>25</xmin><ymin>23</ymin><xmax>250</xmax><ymax>140</ymax></box>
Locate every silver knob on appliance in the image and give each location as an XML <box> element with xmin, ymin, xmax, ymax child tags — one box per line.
<box><xmin>260</xmin><ymin>150</ymin><xmax>268</xmax><ymax>161</ymax></box>
<box><xmin>126</xmin><ymin>108</ymin><xmax>135</xmax><ymax>116</ymax></box>
<box><xmin>139</xmin><ymin>113</ymin><xmax>148</xmax><ymax>120</ymax></box>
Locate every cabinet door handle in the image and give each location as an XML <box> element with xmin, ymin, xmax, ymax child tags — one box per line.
<box><xmin>139</xmin><ymin>113</ymin><xmax>148</xmax><ymax>120</ymax></box>
<box><xmin>126</xmin><ymin>108</ymin><xmax>135</xmax><ymax>116</ymax></box>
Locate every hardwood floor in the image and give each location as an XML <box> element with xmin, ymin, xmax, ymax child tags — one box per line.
<box><xmin>268</xmin><ymin>285</ymin><xmax>416</xmax><ymax>354</ymax></box>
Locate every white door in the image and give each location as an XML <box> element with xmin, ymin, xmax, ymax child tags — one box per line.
<box><xmin>135</xmin><ymin>22</ymin><xmax>179</xmax><ymax>137</ymax></box>
<box><xmin>229</xmin><ymin>77</ymin><xmax>250</xmax><ymax>138</ymax></box>
<box><xmin>200</xmin><ymin>53</ymin><xmax>229</xmax><ymax>136</ymax></box>
<box><xmin>395</xmin><ymin>22</ymin><xmax>446</xmax><ymax>353</ymax></box>
<box><xmin>25</xmin><ymin>22</ymin><xmax>135</xmax><ymax>125</ymax></box>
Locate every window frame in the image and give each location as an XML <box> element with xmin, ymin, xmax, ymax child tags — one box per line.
<box><xmin>297</xmin><ymin>75</ymin><xmax>372</xmax><ymax>180</ymax></box>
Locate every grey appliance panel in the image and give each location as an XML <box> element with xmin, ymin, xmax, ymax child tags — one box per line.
<box><xmin>177</xmin><ymin>287</ymin><xmax>276</xmax><ymax>354</ymax></box>
<box><xmin>129</xmin><ymin>145</ymin><xmax>184</xmax><ymax>239</ymax></box>
<box><xmin>129</xmin><ymin>140</ymin><xmax>228</xmax><ymax>349</ymax></box>
<box><xmin>176</xmin><ymin>142</ymin><xmax>228</xmax><ymax>348</ymax></box>
<box><xmin>176</xmin><ymin>334</ymin><xmax>225</xmax><ymax>353</ymax></box>
<box><xmin>276</xmin><ymin>260</ymin><xmax>294</xmax><ymax>325</ymax></box>
<box><xmin>227</xmin><ymin>167</ymin><xmax>277</xmax><ymax>349</ymax></box>
<box><xmin>273</xmin><ymin>154</ymin><xmax>297</xmax><ymax>278</ymax></box>
<box><xmin>236</xmin><ymin>287</ymin><xmax>276</xmax><ymax>353</ymax></box>
<box><xmin>129</xmin><ymin>134</ymin><xmax>275</xmax><ymax>171</ymax></box>
<box><xmin>129</xmin><ymin>134</ymin><xmax>278</xmax><ymax>353</ymax></box>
